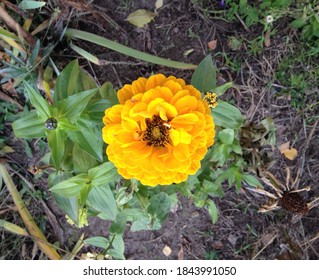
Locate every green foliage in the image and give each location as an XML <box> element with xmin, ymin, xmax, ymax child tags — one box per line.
<box><xmin>84</xmin><ymin>234</ymin><xmax>125</xmax><ymax>259</ymax></box>
<box><xmin>8</xmin><ymin>51</ymin><xmax>267</xmax><ymax>260</ymax></box>
<box><xmin>12</xmin><ymin>60</ymin><xmax>107</xmax><ymax>170</ymax></box>
<box><xmin>187</xmin><ymin>54</ymin><xmax>267</xmax><ymax>223</ymax></box>
<box><xmin>191</xmin><ymin>54</ymin><xmax>217</xmax><ymax>92</ymax></box>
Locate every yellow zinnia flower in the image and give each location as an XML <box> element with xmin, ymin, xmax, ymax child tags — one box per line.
<box><xmin>102</xmin><ymin>74</ymin><xmax>216</xmax><ymax>186</ymax></box>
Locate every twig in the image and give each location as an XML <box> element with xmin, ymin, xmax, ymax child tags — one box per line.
<box><xmin>235</xmin><ymin>12</ymin><xmax>249</xmax><ymax>32</ymax></box>
<box><xmin>252</xmin><ymin>234</ymin><xmax>277</xmax><ymax>260</ymax></box>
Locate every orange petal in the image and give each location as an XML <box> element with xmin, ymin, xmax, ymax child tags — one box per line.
<box><xmin>131</xmin><ymin>77</ymin><xmax>147</xmax><ymax>94</ymax></box>
<box><xmin>183</xmin><ymin>85</ymin><xmax>201</xmax><ymax>99</ymax></box>
<box><xmin>158</xmin><ymin>102</ymin><xmax>178</xmax><ymax>120</ymax></box>
<box><xmin>170</xmin><ymin>90</ymin><xmax>190</xmax><ymax>105</ymax></box>
<box><xmin>169</xmin><ymin>128</ymin><xmax>191</xmax><ymax>146</ymax></box>
<box><xmin>163</xmin><ymin>80</ymin><xmax>183</xmax><ymax>95</ymax></box>
<box><xmin>174</xmin><ymin>95</ymin><xmax>198</xmax><ymax>113</ymax></box>
<box><xmin>147</xmin><ymin>98</ymin><xmax>165</xmax><ymax>114</ymax></box>
<box><xmin>173</xmin><ymin>144</ymin><xmax>190</xmax><ymax>161</ymax></box>
<box><xmin>117</xmin><ymin>84</ymin><xmax>133</xmax><ymax>104</ymax></box>
<box><xmin>103</xmin><ymin>105</ymin><xmax>123</xmax><ymax>124</ymax></box>
<box><xmin>166</xmin><ymin>76</ymin><xmax>186</xmax><ymax>87</ymax></box>
<box><xmin>129</xmin><ymin>102</ymin><xmax>148</xmax><ymax>118</ymax></box>
<box><xmin>122</xmin><ymin>117</ymin><xmax>140</xmax><ymax>132</ymax></box>
<box><xmin>102</xmin><ymin>124</ymin><xmax>123</xmax><ymax>144</ymax></box>
<box><xmin>145</xmin><ymin>74</ymin><xmax>166</xmax><ymax>90</ymax></box>
<box><xmin>170</xmin><ymin>113</ymin><xmax>199</xmax><ymax>128</ymax></box>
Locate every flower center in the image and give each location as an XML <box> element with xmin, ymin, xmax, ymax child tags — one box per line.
<box><xmin>142</xmin><ymin>115</ymin><xmax>170</xmax><ymax>147</ymax></box>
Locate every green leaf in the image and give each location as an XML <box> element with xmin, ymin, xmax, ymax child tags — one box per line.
<box><xmin>211</xmin><ymin>143</ymin><xmax>232</xmax><ymax>166</ymax></box>
<box><xmin>47</xmin><ymin>129</ymin><xmax>67</xmax><ymax>171</ymax></box>
<box><xmin>56</xmin><ymin>88</ymin><xmax>98</xmax><ymax>122</ymax></box>
<box><xmin>213</xmin><ymin>82</ymin><xmax>233</xmax><ymax>96</ymax></box>
<box><xmin>87</xmin><ymin>185</ymin><xmax>117</xmax><ymax>221</ymax></box>
<box><xmin>88</xmin><ymin>162</ymin><xmax>119</xmax><ymax>187</ymax></box>
<box><xmin>108</xmin><ymin>235</ymin><xmax>125</xmax><ymax>259</ymax></box>
<box><xmin>291</xmin><ymin>19</ymin><xmax>307</xmax><ymax>29</ymax></box>
<box><xmin>191</xmin><ymin>54</ymin><xmax>216</xmax><ymax>93</ymax></box>
<box><xmin>86</xmin><ymin>100</ymin><xmax>113</xmax><ymax>122</ymax></box>
<box><xmin>18</xmin><ymin>1</ymin><xmax>46</xmax><ymax>10</ymax></box>
<box><xmin>242</xmin><ymin>174</ymin><xmax>262</xmax><ymax>188</ymax></box>
<box><xmin>218</xmin><ymin>128</ymin><xmax>235</xmax><ymax>144</ymax></box>
<box><xmin>109</xmin><ymin>212</ymin><xmax>127</xmax><ymax>235</ymax></box>
<box><xmin>84</xmin><ymin>236</ymin><xmax>110</xmax><ymax>249</ymax></box>
<box><xmin>130</xmin><ymin>217</ymin><xmax>152</xmax><ymax>231</ymax></box>
<box><xmin>12</xmin><ymin>111</ymin><xmax>45</xmax><ymax>139</ymax></box>
<box><xmin>53</xmin><ymin>193</ymin><xmax>79</xmax><ymax>225</ymax></box>
<box><xmin>86</xmin><ymin>82</ymin><xmax>118</xmax><ymax>121</ymax></box>
<box><xmin>202</xmin><ymin>180</ymin><xmax>224</xmax><ymax>197</ymax></box>
<box><xmin>260</xmin><ymin>117</ymin><xmax>276</xmax><ymax>146</ymax></box>
<box><xmin>54</xmin><ymin>60</ymin><xmax>96</xmax><ymax>102</ymax></box>
<box><xmin>99</xmin><ymin>82</ymin><xmax>117</xmax><ymax>100</ymax></box>
<box><xmin>50</xmin><ymin>173</ymin><xmax>88</xmax><ymax>197</ymax></box>
<box><xmin>126</xmin><ymin>9</ymin><xmax>155</xmax><ymax>28</ymax></box>
<box><xmin>207</xmin><ymin>200</ymin><xmax>218</xmax><ymax>224</ymax></box>
<box><xmin>65</xmin><ymin>29</ymin><xmax>196</xmax><ymax>70</ymax></box>
<box><xmin>58</xmin><ymin>118</ymin><xmax>79</xmax><ymax>131</ymax></box>
<box><xmin>212</xmin><ymin>101</ymin><xmax>244</xmax><ymax>129</ymax></box>
<box><xmin>29</xmin><ymin>39</ymin><xmax>41</xmax><ymax>65</ymax></box>
<box><xmin>24</xmin><ymin>82</ymin><xmax>52</xmax><ymax>120</ymax></box>
<box><xmin>54</xmin><ymin>60</ymin><xmax>79</xmax><ymax>101</ymax></box>
<box><xmin>68</xmin><ymin>122</ymin><xmax>103</xmax><ymax>161</ymax></box>
<box><xmin>73</xmin><ymin>144</ymin><xmax>98</xmax><ymax>174</ymax></box>
<box><xmin>147</xmin><ymin>192</ymin><xmax>171</xmax><ymax>223</ymax></box>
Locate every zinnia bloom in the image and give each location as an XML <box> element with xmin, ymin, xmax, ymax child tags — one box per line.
<box><xmin>102</xmin><ymin>74</ymin><xmax>215</xmax><ymax>186</ymax></box>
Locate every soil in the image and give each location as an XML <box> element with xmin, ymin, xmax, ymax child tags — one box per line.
<box><xmin>1</xmin><ymin>0</ymin><xmax>319</xmax><ymax>260</ymax></box>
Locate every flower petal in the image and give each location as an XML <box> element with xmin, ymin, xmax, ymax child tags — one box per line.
<box><xmin>145</xmin><ymin>74</ymin><xmax>166</xmax><ymax>90</ymax></box>
<box><xmin>102</xmin><ymin>73</ymin><xmax>216</xmax><ymax>186</ymax></box>
<box><xmin>117</xmin><ymin>84</ymin><xmax>133</xmax><ymax>104</ymax></box>
<box><xmin>131</xmin><ymin>77</ymin><xmax>147</xmax><ymax>94</ymax></box>
<box><xmin>174</xmin><ymin>95</ymin><xmax>198</xmax><ymax>113</ymax></box>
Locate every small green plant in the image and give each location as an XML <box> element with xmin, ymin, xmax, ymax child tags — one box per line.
<box><xmin>8</xmin><ymin>54</ymin><xmax>265</xmax><ymax>259</ymax></box>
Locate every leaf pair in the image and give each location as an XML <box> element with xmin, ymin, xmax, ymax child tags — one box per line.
<box><xmin>12</xmin><ymin>60</ymin><xmax>109</xmax><ymax>171</ymax></box>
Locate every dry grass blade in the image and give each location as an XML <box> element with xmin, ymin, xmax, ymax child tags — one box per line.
<box><xmin>0</xmin><ymin>5</ymin><xmax>35</xmax><ymax>47</ymax></box>
<box><xmin>0</xmin><ymin>163</ymin><xmax>62</xmax><ymax>260</ymax></box>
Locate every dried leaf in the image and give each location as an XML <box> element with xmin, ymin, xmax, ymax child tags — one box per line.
<box><xmin>260</xmin><ymin>233</ymin><xmax>276</xmax><ymax>247</ymax></box>
<box><xmin>264</xmin><ymin>29</ymin><xmax>271</xmax><ymax>47</ymax></box>
<box><xmin>126</xmin><ymin>9</ymin><xmax>155</xmax><ymax>28</ymax></box>
<box><xmin>212</xmin><ymin>240</ymin><xmax>224</xmax><ymax>250</ymax></box>
<box><xmin>279</xmin><ymin>142</ymin><xmax>298</xmax><ymax>160</ymax></box>
<box><xmin>155</xmin><ymin>0</ymin><xmax>164</xmax><ymax>10</ymax></box>
<box><xmin>1</xmin><ymin>146</ymin><xmax>14</xmax><ymax>154</ymax></box>
<box><xmin>278</xmin><ymin>141</ymin><xmax>290</xmax><ymax>152</ymax></box>
<box><xmin>208</xmin><ymin>39</ymin><xmax>217</xmax><ymax>50</ymax></box>
<box><xmin>31</xmin><ymin>243</ymin><xmax>38</xmax><ymax>260</ymax></box>
<box><xmin>162</xmin><ymin>245</ymin><xmax>172</xmax><ymax>256</ymax></box>
<box><xmin>178</xmin><ymin>245</ymin><xmax>184</xmax><ymax>260</ymax></box>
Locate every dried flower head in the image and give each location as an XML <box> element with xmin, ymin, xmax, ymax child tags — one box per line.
<box><xmin>247</xmin><ymin>168</ymin><xmax>319</xmax><ymax>215</ymax></box>
<box><xmin>102</xmin><ymin>74</ymin><xmax>215</xmax><ymax>186</ymax></box>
